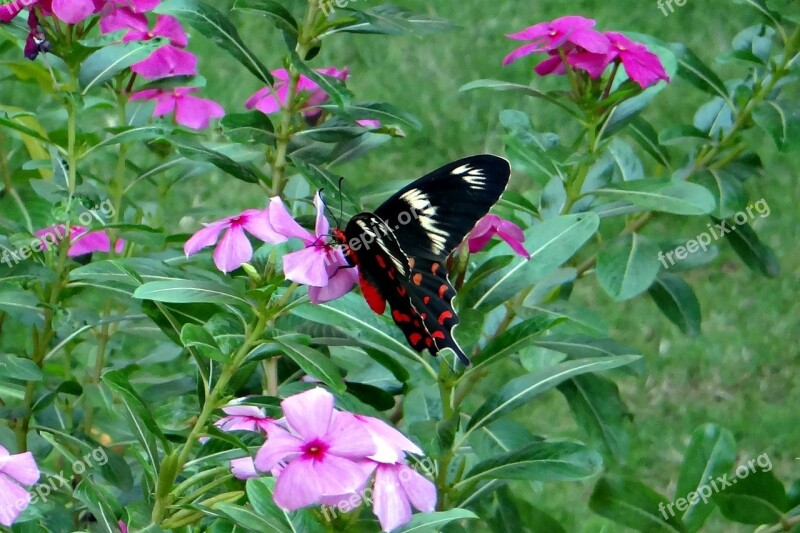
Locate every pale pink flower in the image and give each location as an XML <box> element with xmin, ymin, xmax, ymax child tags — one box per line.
<box><xmin>0</xmin><ymin>445</ymin><xmax>40</xmax><ymax>527</ymax></box>
<box><xmin>231</xmin><ymin>457</ymin><xmax>258</xmax><ymax>480</ymax></box>
<box><xmin>254</xmin><ymin>388</ymin><xmax>377</xmax><ymax>509</ymax></box>
<box><xmin>372</xmin><ymin>463</ymin><xmax>436</xmax><ymax>532</ymax></box>
<box><xmin>215</xmin><ymin>405</ymin><xmax>274</xmax><ymax>434</ymax></box>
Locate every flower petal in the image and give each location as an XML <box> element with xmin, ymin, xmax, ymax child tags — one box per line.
<box><xmin>240</xmin><ymin>208</ymin><xmax>286</xmax><ymax>244</ymax></box>
<box><xmin>52</xmin><ymin>0</ymin><xmax>97</xmax><ymax>23</ymax></box>
<box><xmin>268</xmin><ymin>196</ymin><xmax>313</xmax><ymax>242</ymax></box>
<box><xmin>313</xmin><ymin>454</ymin><xmax>375</xmax><ymax>497</ymax></box>
<box><xmin>283</xmin><ymin>247</ymin><xmax>330</xmax><ymax>287</ymax></box>
<box><xmin>230</xmin><ymin>457</ymin><xmax>258</xmax><ymax>480</ymax></box>
<box><xmin>0</xmin><ymin>474</ymin><xmax>31</xmax><ymax>527</ymax></box>
<box><xmin>313</xmin><ymin>191</ymin><xmax>330</xmax><ymax>238</ymax></box>
<box><xmin>398</xmin><ymin>464</ymin><xmax>436</xmax><ymax>513</ymax></box>
<box><xmin>152</xmin><ymin>14</ymin><xmax>188</xmax><ymax>46</ymax></box>
<box><xmin>308</xmin><ymin>265</ymin><xmax>358</xmax><ymax>304</ymax></box>
<box><xmin>502</xmin><ymin>42</ymin><xmax>544</xmax><ymax>66</ymax></box>
<box><xmin>373</xmin><ymin>465</ymin><xmax>412</xmax><ymax>532</ymax></box>
<box><xmin>254</xmin><ymin>424</ymin><xmax>303</xmax><ymax>472</ymax></box>
<box><xmin>175</xmin><ymin>93</ymin><xmax>225</xmax><ymax>130</ymax></box>
<box><xmin>273</xmin><ymin>457</ymin><xmax>322</xmax><ymax>510</ymax></box>
<box><xmin>356</xmin><ymin>415</ymin><xmax>423</xmax><ymax>464</ymax></box>
<box><xmin>213</xmin><ymin>224</ymin><xmax>252</xmax><ymax>273</ymax></box>
<box><xmin>0</xmin><ymin>452</ymin><xmax>39</xmax><ymax>486</ymax></box>
<box><xmin>281</xmin><ymin>387</ymin><xmax>334</xmax><ymax>440</ymax></box>
<box><xmin>325</xmin><ymin>412</ymin><xmax>377</xmax><ymax>460</ymax></box>
<box><xmin>184</xmin><ymin>220</ymin><xmax>229</xmax><ymax>256</ymax></box>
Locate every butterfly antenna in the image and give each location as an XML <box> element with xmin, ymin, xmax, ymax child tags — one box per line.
<box><xmin>337</xmin><ymin>176</ymin><xmax>345</xmax><ymax>226</ymax></box>
<box><xmin>319</xmin><ymin>188</ymin><xmax>341</xmax><ymax>229</ymax></box>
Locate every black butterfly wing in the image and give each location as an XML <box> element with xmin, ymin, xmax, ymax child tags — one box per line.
<box><xmin>374</xmin><ymin>154</ymin><xmax>511</xmax><ymax>263</ymax></box>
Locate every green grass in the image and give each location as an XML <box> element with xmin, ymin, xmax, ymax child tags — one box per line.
<box><xmin>192</xmin><ymin>1</ymin><xmax>800</xmax><ymax>530</ymax></box>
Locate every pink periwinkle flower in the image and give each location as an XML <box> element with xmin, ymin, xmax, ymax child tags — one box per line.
<box><xmin>215</xmin><ymin>404</ymin><xmax>275</xmax><ymax>434</ymax></box>
<box><xmin>98</xmin><ymin>0</ymin><xmax>160</xmax><ymax>33</ymax></box>
<box><xmin>184</xmin><ymin>207</ymin><xmax>286</xmax><ymax>273</ymax></box>
<box><xmin>231</xmin><ymin>457</ymin><xmax>258</xmax><ymax>480</ymax></box>
<box><xmin>270</xmin><ymin>192</ymin><xmax>358</xmax><ymax>304</ymax></box>
<box><xmin>0</xmin><ymin>445</ymin><xmax>40</xmax><ymax>527</ymax></box>
<box><xmin>129</xmin><ymin>87</ymin><xmax>225</xmax><ymax>130</ymax></box>
<box><xmin>35</xmin><ymin>225</ymin><xmax>125</xmax><ymax>257</ymax></box>
<box><xmin>254</xmin><ymin>388</ymin><xmax>377</xmax><ymax>510</ymax></box>
<box><xmin>124</xmin><ymin>15</ymin><xmax>197</xmax><ymax>79</ymax></box>
<box><xmin>503</xmin><ymin>16</ymin><xmax>609</xmax><ymax>66</ymax></box>
<box><xmin>605</xmin><ymin>32</ymin><xmax>669</xmax><ymax>89</ymax></box>
<box><xmin>245</xmin><ymin>66</ymin><xmax>349</xmax><ymax>117</ymax></box>
<box><xmin>467</xmin><ymin>215</ymin><xmax>530</xmax><ymax>259</ymax></box>
<box><xmin>356</xmin><ymin>119</ymin><xmax>381</xmax><ymax>129</ymax></box>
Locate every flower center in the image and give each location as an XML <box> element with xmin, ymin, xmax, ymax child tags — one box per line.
<box><xmin>302</xmin><ymin>439</ymin><xmax>329</xmax><ymax>460</ymax></box>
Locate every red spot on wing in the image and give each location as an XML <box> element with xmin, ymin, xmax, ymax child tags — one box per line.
<box><xmin>397</xmin><ymin>286</ymin><xmax>406</xmax><ymax>296</ymax></box>
<box><xmin>431</xmin><ymin>262</ymin><xmax>440</xmax><ymax>275</ymax></box>
<box><xmin>409</xmin><ymin>333</ymin><xmax>423</xmax><ymax>346</ymax></box>
<box><xmin>432</xmin><ymin>331</ymin><xmax>446</xmax><ymax>340</ymax></box>
<box><xmin>423</xmin><ymin>296</ymin><xmax>430</xmax><ymax>304</ymax></box>
<box><xmin>359</xmin><ymin>276</ymin><xmax>385</xmax><ymax>315</ymax></box>
<box><xmin>392</xmin><ymin>310</ymin><xmax>412</xmax><ymax>323</ymax></box>
<box><xmin>376</xmin><ymin>255</ymin><xmax>386</xmax><ymax>269</ymax></box>
<box><xmin>438</xmin><ymin>311</ymin><xmax>454</xmax><ymax>325</ymax></box>
<box><xmin>425</xmin><ymin>337</ymin><xmax>433</xmax><ymax>348</ymax></box>
<box><xmin>412</xmin><ymin>273</ymin><xmax>423</xmax><ymax>285</ymax></box>
<box><xmin>438</xmin><ymin>284</ymin><xmax>448</xmax><ymax>298</ymax></box>
<box><xmin>387</xmin><ymin>269</ymin><xmax>395</xmax><ymax>280</ymax></box>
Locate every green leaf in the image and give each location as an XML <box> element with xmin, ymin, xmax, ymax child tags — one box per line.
<box><xmin>274</xmin><ymin>339</ymin><xmax>346</xmax><ymax>394</ymax></box>
<box><xmin>172</xmin><ymin>139</ymin><xmax>261</xmax><ymax>183</ymax></box>
<box><xmin>316</xmin><ymin>102</ymin><xmax>422</xmax><ymax>131</ymax></box>
<box><xmin>593</xmin><ymin>179</ymin><xmax>715</xmax><ymax>215</ymax></box>
<box><xmin>658</xmin><ymin>125</ymin><xmax>709</xmax><ymax>146</ymax></box>
<box><xmin>469</xmin><ymin>420</ymin><xmax>538</xmax><ymax>460</ymax></box>
<box><xmin>79</xmin><ymin>39</ymin><xmax>166</xmax><ymax>93</ymax></box>
<box><xmin>628</xmin><ymin>118</ymin><xmax>671</xmax><ymax>167</ymax></box>
<box><xmin>156</xmin><ymin>0</ymin><xmax>273</xmax><ymax>85</ymax></box>
<box><xmin>719</xmin><ymin>217</ymin><xmax>780</xmax><ymax>277</ymax></box>
<box><xmin>220</xmin><ymin>112</ymin><xmax>275</xmax><ymax>145</ymax></box>
<box><xmin>213</xmin><ymin>503</ymin><xmax>287</xmax><ymax>531</ymax></box>
<box><xmin>534</xmin><ymin>335</ymin><xmax>643</xmax><ymax>366</ymax></box>
<box><xmin>675</xmin><ymin>424</ymin><xmax>736</xmax><ymax>531</ymax></box>
<box><xmin>459</xmin><ymin>441</ymin><xmax>603</xmax><ymax>486</ymax></box>
<box><xmin>396</xmin><ymin>509</ymin><xmax>478</xmax><ymax>532</ymax></box>
<box><xmin>471</xmin><ymin>315</ymin><xmax>561</xmax><ymax>370</ymax></box>
<box><xmin>669</xmin><ymin>43</ymin><xmax>730</xmax><ymax>102</ymax></box>
<box><xmin>648</xmin><ymin>273</ymin><xmax>702</xmax><ymax>336</ymax></box>
<box><xmin>134</xmin><ymin>279</ymin><xmax>249</xmax><ymax>306</ymax></box>
<box><xmin>328</xmin><ymin>4</ymin><xmax>457</xmax><ymax>36</ymax></box>
<box><xmin>590</xmin><ymin>476</ymin><xmax>688</xmax><ymax>532</ymax></box>
<box><xmin>73</xmin><ymin>479</ymin><xmax>121</xmax><ymax>532</ymax></box>
<box><xmin>559</xmin><ymin>375</ymin><xmax>631</xmax><ymax>462</ymax></box>
<box><xmin>180</xmin><ymin>324</ymin><xmax>226</xmax><ymax>362</ymax></box>
<box><xmin>460</xmin><ymin>80</ymin><xmax>577</xmax><ymax>115</ymax></box>
<box><xmin>465</xmin><ymin>213</ymin><xmax>600</xmax><ymax>311</ymax></box>
<box><xmin>466</xmin><ymin>356</ymin><xmax>640</xmax><ymax>433</ymax></box>
<box><xmin>0</xmin><ymin>354</ymin><xmax>43</xmax><ymax>381</ymax></box>
<box><xmin>0</xmin><ymin>283</ymin><xmax>44</xmax><ymax>326</ymax></box>
<box><xmin>696</xmin><ymin>169</ymin><xmax>748</xmax><ymax>218</ymax></box>
<box><xmin>233</xmin><ymin>0</ymin><xmax>299</xmax><ymax>48</ymax></box>
<box><xmin>715</xmin><ymin>469</ymin><xmax>789</xmax><ymax>524</ymax></box>
<box><xmin>597</xmin><ymin>233</ymin><xmax>661</xmax><ymax>301</ymax></box>
<box><xmin>245</xmin><ymin>478</ymin><xmax>294</xmax><ymax>533</ymax></box>
<box><xmin>83</xmin><ymin>125</ymin><xmax>181</xmax><ymax>157</ymax></box>
<box><xmin>752</xmin><ymin>100</ymin><xmax>800</xmax><ymax>152</ymax></box>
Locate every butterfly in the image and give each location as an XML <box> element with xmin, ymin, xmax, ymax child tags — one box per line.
<box><xmin>332</xmin><ymin>154</ymin><xmax>511</xmax><ymax>366</ymax></box>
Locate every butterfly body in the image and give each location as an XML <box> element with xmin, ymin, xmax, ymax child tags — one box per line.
<box><xmin>334</xmin><ymin>155</ymin><xmax>511</xmax><ymax>365</ymax></box>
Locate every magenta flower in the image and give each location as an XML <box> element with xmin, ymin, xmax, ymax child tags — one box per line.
<box><xmin>503</xmin><ymin>16</ymin><xmax>609</xmax><ymax>66</ymax></box>
<box><xmin>35</xmin><ymin>225</ymin><xmax>125</xmax><ymax>257</ymax></box>
<box><xmin>0</xmin><ymin>445</ymin><xmax>40</xmax><ymax>527</ymax></box>
<box><xmin>245</xmin><ymin>66</ymin><xmax>349</xmax><ymax>116</ymax></box>
<box><xmin>467</xmin><ymin>215</ymin><xmax>530</xmax><ymax>259</ymax></box>
<box><xmin>356</xmin><ymin>119</ymin><xmax>381</xmax><ymax>128</ymax></box>
<box><xmin>254</xmin><ymin>388</ymin><xmax>377</xmax><ymax>510</ymax></box>
<box><xmin>98</xmin><ymin>0</ymin><xmax>160</xmax><ymax>33</ymax></box>
<box><xmin>46</xmin><ymin>0</ymin><xmax>101</xmax><ymax>23</ymax></box>
<box><xmin>129</xmin><ymin>87</ymin><xmax>225</xmax><ymax>129</ymax></box>
<box><xmin>184</xmin><ymin>207</ymin><xmax>285</xmax><ymax>273</ymax></box>
<box><xmin>605</xmin><ymin>32</ymin><xmax>669</xmax><ymax>89</ymax></box>
<box><xmin>124</xmin><ymin>15</ymin><xmax>197</xmax><ymax>79</ymax></box>
<box><xmin>215</xmin><ymin>404</ymin><xmax>274</xmax><ymax>434</ymax></box>
<box><xmin>270</xmin><ymin>193</ymin><xmax>358</xmax><ymax>304</ymax></box>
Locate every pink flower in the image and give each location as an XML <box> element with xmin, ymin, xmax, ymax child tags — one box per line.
<box><xmin>0</xmin><ymin>445</ymin><xmax>40</xmax><ymax>527</ymax></box>
<box><xmin>231</xmin><ymin>457</ymin><xmax>258</xmax><ymax>480</ymax></box>
<box><xmin>356</xmin><ymin>119</ymin><xmax>381</xmax><ymax>128</ymax></box>
<box><xmin>253</xmin><ymin>388</ymin><xmax>377</xmax><ymax>510</ymax></box>
<box><xmin>129</xmin><ymin>87</ymin><xmax>225</xmax><ymax>129</ymax></box>
<box><xmin>125</xmin><ymin>15</ymin><xmax>197</xmax><ymax>79</ymax></box>
<box><xmin>215</xmin><ymin>404</ymin><xmax>274</xmax><ymax>434</ymax></box>
<box><xmin>354</xmin><ymin>415</ymin><xmax>423</xmax><ymax>464</ymax></box>
<box><xmin>99</xmin><ymin>0</ymin><xmax>160</xmax><ymax>33</ymax></box>
<box><xmin>605</xmin><ymin>32</ymin><xmax>669</xmax><ymax>89</ymax></box>
<box><xmin>183</xmin><ymin>207</ymin><xmax>285</xmax><ymax>273</ymax></box>
<box><xmin>503</xmin><ymin>16</ymin><xmax>609</xmax><ymax>66</ymax></box>
<box><xmin>35</xmin><ymin>225</ymin><xmax>125</xmax><ymax>257</ymax></box>
<box><xmin>372</xmin><ymin>463</ymin><xmax>436</xmax><ymax>532</ymax></box>
<box><xmin>246</xmin><ymin>66</ymin><xmax>349</xmax><ymax>116</ymax></box>
<box><xmin>46</xmin><ymin>0</ymin><xmax>101</xmax><ymax>24</ymax></box>
<box><xmin>466</xmin><ymin>215</ymin><xmax>530</xmax><ymax>258</ymax></box>
<box><xmin>269</xmin><ymin>192</ymin><xmax>358</xmax><ymax>304</ymax></box>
